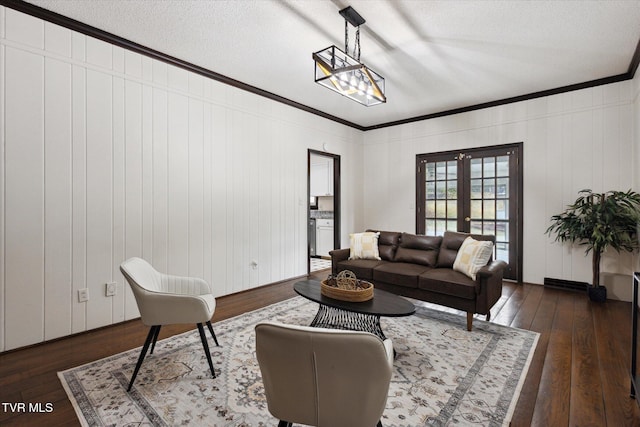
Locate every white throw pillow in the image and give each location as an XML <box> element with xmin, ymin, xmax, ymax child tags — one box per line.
<box><xmin>453</xmin><ymin>236</ymin><xmax>494</xmax><ymax>280</ymax></box>
<box><xmin>349</xmin><ymin>232</ymin><xmax>381</xmax><ymax>260</ymax></box>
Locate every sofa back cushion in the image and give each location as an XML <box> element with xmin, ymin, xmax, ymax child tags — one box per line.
<box><xmin>437</xmin><ymin>231</ymin><xmax>495</xmax><ymax>268</ymax></box>
<box><xmin>366</xmin><ymin>230</ymin><xmax>401</xmax><ymax>261</ymax></box>
<box><xmin>394</xmin><ymin>233</ymin><xmax>442</xmax><ymax>267</ymax></box>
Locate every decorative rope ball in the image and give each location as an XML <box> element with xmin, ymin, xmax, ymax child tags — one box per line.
<box><xmin>336</xmin><ymin>270</ymin><xmax>358</xmax><ymax>290</ymax></box>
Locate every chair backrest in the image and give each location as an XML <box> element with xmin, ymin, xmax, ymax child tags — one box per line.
<box><xmin>119</xmin><ymin>257</ymin><xmax>165</xmax><ymax>323</ymax></box>
<box><xmin>255</xmin><ymin>322</ymin><xmax>393</xmax><ymax>427</ymax></box>
<box><xmin>120</xmin><ymin>257</ymin><xmax>163</xmax><ymax>291</ymax></box>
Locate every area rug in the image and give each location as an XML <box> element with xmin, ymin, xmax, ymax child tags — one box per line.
<box><xmin>59</xmin><ymin>296</ymin><xmax>538</xmax><ymax>426</ymax></box>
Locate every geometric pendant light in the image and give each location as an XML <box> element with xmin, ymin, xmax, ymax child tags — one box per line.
<box><xmin>313</xmin><ymin>6</ymin><xmax>386</xmax><ymax>106</ymax></box>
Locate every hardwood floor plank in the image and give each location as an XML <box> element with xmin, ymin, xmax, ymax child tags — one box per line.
<box><xmin>570</xmin><ymin>297</ymin><xmax>606</xmax><ymax>425</ymax></box>
<box><xmin>510</xmin><ymin>285</ymin><xmax>560</xmax><ymax>426</ymax></box>
<box><xmin>592</xmin><ymin>300</ymin><xmax>640</xmax><ymax>426</ymax></box>
<box><xmin>492</xmin><ymin>281</ymin><xmax>533</xmax><ymax>327</ymax></box>
<box><xmin>530</xmin><ymin>290</ymin><xmax>575</xmax><ymax>426</ymax></box>
<box><xmin>509</xmin><ymin>283</ymin><xmax>544</xmax><ymax>330</ymax></box>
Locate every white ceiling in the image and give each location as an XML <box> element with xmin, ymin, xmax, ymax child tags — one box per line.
<box><xmin>25</xmin><ymin>0</ymin><xmax>640</xmax><ymax>128</ymax></box>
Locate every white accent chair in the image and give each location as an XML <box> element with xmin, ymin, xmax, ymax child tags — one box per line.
<box><xmin>120</xmin><ymin>257</ymin><xmax>219</xmax><ymax>391</ymax></box>
<box><xmin>255</xmin><ymin>322</ymin><xmax>394</xmax><ymax>427</ymax></box>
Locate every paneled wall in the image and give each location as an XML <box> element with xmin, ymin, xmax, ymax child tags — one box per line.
<box><xmin>0</xmin><ymin>7</ymin><xmax>363</xmax><ymax>351</ymax></box>
<box><xmin>363</xmin><ymin>79</ymin><xmax>638</xmax><ymax>286</ymax></box>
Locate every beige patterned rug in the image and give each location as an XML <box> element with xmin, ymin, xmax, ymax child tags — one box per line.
<box><xmin>59</xmin><ymin>296</ymin><xmax>538</xmax><ymax>426</ymax></box>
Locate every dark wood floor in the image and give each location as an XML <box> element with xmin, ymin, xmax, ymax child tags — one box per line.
<box><xmin>2</xmin><ymin>270</ymin><xmax>640</xmax><ymax>426</ymax></box>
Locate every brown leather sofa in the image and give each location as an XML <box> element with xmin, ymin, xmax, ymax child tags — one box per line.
<box><xmin>329</xmin><ymin>230</ymin><xmax>507</xmax><ymax>331</ymax></box>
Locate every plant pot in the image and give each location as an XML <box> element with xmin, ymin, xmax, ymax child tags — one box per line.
<box><xmin>588</xmin><ymin>286</ymin><xmax>607</xmax><ymax>302</ymax></box>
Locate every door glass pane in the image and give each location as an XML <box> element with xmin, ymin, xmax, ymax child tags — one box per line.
<box><xmin>436</xmin><ymin>162</ymin><xmax>446</xmax><ymax>179</ymax></box>
<box><xmin>496</xmin><ymin>242</ymin><xmax>508</xmax><ymax>262</ymax></box>
<box><xmin>426</xmin><ymin>182</ymin><xmax>435</xmax><ymax>199</ymax></box>
<box><xmin>470</xmin><ymin>200</ymin><xmax>482</xmax><ymax>218</ymax></box>
<box><xmin>426</xmin><ymin>162</ymin><xmax>436</xmax><ymax>180</ymax></box>
<box><xmin>470</xmin><ymin>179</ymin><xmax>482</xmax><ymax>198</ymax></box>
<box><xmin>496</xmin><ymin>156</ymin><xmax>509</xmax><ymax>177</ymax></box>
<box><xmin>483</xmin><ymin>200</ymin><xmax>495</xmax><ymax>219</ymax></box>
<box><xmin>483</xmin><ymin>221</ymin><xmax>495</xmax><ymax>235</ymax></box>
<box><xmin>483</xmin><ymin>157</ymin><xmax>496</xmax><ymax>177</ymax></box>
<box><xmin>447</xmin><ymin>220</ymin><xmax>458</xmax><ymax>231</ymax></box>
<box><xmin>436</xmin><ymin>220</ymin><xmax>446</xmax><ymax>235</ymax></box>
<box><xmin>496</xmin><ymin>200</ymin><xmax>508</xmax><ymax>220</ymax></box>
<box><xmin>436</xmin><ymin>200</ymin><xmax>446</xmax><ymax>217</ymax></box>
<box><xmin>447</xmin><ymin>161</ymin><xmax>457</xmax><ymax>179</ymax></box>
<box><xmin>470</xmin><ymin>158</ymin><xmax>482</xmax><ymax>178</ymax></box>
<box><xmin>447</xmin><ymin>200</ymin><xmax>457</xmax><ymax>218</ymax></box>
<box><xmin>470</xmin><ymin>220</ymin><xmax>482</xmax><ymax>234</ymax></box>
<box><xmin>426</xmin><ymin>200</ymin><xmax>436</xmax><ymax>217</ymax></box>
<box><xmin>497</xmin><ymin>178</ymin><xmax>509</xmax><ymax>198</ymax></box>
<box><xmin>426</xmin><ymin>219</ymin><xmax>435</xmax><ymax>235</ymax></box>
<box><xmin>483</xmin><ymin>178</ymin><xmax>495</xmax><ymax>198</ymax></box>
<box><xmin>436</xmin><ymin>181</ymin><xmax>447</xmax><ymax>199</ymax></box>
<box><xmin>447</xmin><ymin>181</ymin><xmax>457</xmax><ymax>199</ymax></box>
<box><xmin>496</xmin><ymin>222</ymin><xmax>507</xmax><ymax>241</ymax></box>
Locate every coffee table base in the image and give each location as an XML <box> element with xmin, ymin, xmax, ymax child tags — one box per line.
<box><xmin>310</xmin><ymin>304</ymin><xmax>387</xmax><ymax>341</ymax></box>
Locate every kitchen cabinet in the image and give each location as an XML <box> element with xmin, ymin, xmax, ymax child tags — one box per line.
<box><xmin>316</xmin><ymin>219</ymin><xmax>334</xmax><ymax>257</ymax></box>
<box><xmin>310</xmin><ymin>157</ymin><xmax>333</xmax><ymax>196</ymax></box>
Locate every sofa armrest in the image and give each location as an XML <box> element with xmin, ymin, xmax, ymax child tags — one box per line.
<box><xmin>329</xmin><ymin>248</ymin><xmax>350</xmax><ymax>276</ymax></box>
<box><xmin>477</xmin><ymin>260</ymin><xmax>507</xmax><ymax>279</ymax></box>
<box><xmin>475</xmin><ymin>260</ymin><xmax>507</xmax><ymax>314</ymax></box>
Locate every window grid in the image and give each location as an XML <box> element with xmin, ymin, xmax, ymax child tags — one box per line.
<box><xmin>424</xmin><ymin>160</ymin><xmax>457</xmax><ymax>236</ymax></box>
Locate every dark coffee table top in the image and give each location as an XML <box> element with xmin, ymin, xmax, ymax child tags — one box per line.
<box><xmin>294</xmin><ymin>280</ymin><xmax>416</xmax><ymax>317</ymax></box>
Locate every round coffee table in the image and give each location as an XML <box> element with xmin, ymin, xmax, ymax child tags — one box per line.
<box><xmin>294</xmin><ymin>280</ymin><xmax>416</xmax><ymax>341</ymax></box>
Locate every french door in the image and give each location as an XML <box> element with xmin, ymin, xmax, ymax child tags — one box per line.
<box><xmin>416</xmin><ymin>143</ymin><xmax>522</xmax><ymax>281</ymax></box>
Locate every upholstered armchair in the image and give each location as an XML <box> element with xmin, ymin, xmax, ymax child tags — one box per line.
<box><xmin>120</xmin><ymin>257</ymin><xmax>219</xmax><ymax>391</ymax></box>
<box><xmin>255</xmin><ymin>322</ymin><xmax>394</xmax><ymax>427</ymax></box>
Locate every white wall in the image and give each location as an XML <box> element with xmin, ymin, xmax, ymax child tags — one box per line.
<box><xmin>0</xmin><ymin>7</ymin><xmax>363</xmax><ymax>351</ymax></box>
<box><xmin>363</xmin><ymin>80</ymin><xmax>637</xmax><ymax>286</ymax></box>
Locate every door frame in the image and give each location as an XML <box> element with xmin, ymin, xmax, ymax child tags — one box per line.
<box><xmin>416</xmin><ymin>143</ymin><xmax>523</xmax><ymax>282</ymax></box>
<box><xmin>307</xmin><ymin>149</ymin><xmax>341</xmax><ymax>273</ymax></box>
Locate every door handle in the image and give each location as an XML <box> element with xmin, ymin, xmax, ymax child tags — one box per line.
<box><xmin>465</xmin><ymin>217</ymin><xmax>471</xmax><ymax>222</ymax></box>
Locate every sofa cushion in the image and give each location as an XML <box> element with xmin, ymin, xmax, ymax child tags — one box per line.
<box><xmin>453</xmin><ymin>237</ymin><xmax>494</xmax><ymax>280</ymax></box>
<box><xmin>373</xmin><ymin>262</ymin><xmax>431</xmax><ymax>288</ymax></box>
<box><xmin>336</xmin><ymin>259</ymin><xmax>385</xmax><ymax>280</ymax></box>
<box><xmin>437</xmin><ymin>231</ymin><xmax>496</xmax><ymax>268</ymax></box>
<box><xmin>349</xmin><ymin>232</ymin><xmax>381</xmax><ymax>260</ymax></box>
<box><xmin>366</xmin><ymin>230</ymin><xmax>401</xmax><ymax>261</ymax></box>
<box><xmin>394</xmin><ymin>233</ymin><xmax>442</xmax><ymax>267</ymax></box>
<box><xmin>419</xmin><ymin>268</ymin><xmax>477</xmax><ymax>300</ymax></box>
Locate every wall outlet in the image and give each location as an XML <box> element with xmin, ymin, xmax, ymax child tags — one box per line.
<box><xmin>78</xmin><ymin>288</ymin><xmax>89</xmax><ymax>303</ymax></box>
<box><xmin>106</xmin><ymin>282</ymin><xmax>117</xmax><ymax>297</ymax></box>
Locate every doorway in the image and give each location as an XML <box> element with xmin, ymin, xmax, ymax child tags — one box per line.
<box><xmin>416</xmin><ymin>143</ymin><xmax>522</xmax><ymax>282</ymax></box>
<box><xmin>308</xmin><ymin>149</ymin><xmax>341</xmax><ymax>273</ymax></box>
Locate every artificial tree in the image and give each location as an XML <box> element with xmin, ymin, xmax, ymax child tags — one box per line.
<box><xmin>546</xmin><ymin>189</ymin><xmax>640</xmax><ymax>301</ymax></box>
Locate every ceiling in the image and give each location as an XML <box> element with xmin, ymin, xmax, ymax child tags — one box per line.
<box><xmin>21</xmin><ymin>0</ymin><xmax>640</xmax><ymax>129</ymax></box>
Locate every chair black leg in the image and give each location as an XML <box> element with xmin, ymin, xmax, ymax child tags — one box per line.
<box><xmin>150</xmin><ymin>325</ymin><xmax>162</xmax><ymax>354</ymax></box>
<box><xmin>377</xmin><ymin>420</ymin><xmax>383</xmax><ymax>427</ymax></box>
<box><xmin>206</xmin><ymin>321</ymin><xmax>219</xmax><ymax>346</ymax></box>
<box><xmin>486</xmin><ymin>312</ymin><xmax>491</xmax><ymax>322</ymax></box>
<box><xmin>277</xmin><ymin>421</ymin><xmax>292</xmax><ymax>427</ymax></box>
<box><xmin>197</xmin><ymin>323</ymin><xmax>216</xmax><ymax>378</ymax></box>
<box><xmin>127</xmin><ymin>325</ymin><xmax>159</xmax><ymax>392</ymax></box>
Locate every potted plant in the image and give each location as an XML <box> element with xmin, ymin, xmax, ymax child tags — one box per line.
<box><xmin>546</xmin><ymin>189</ymin><xmax>640</xmax><ymax>302</ymax></box>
